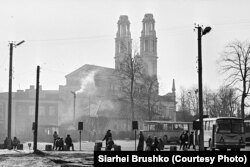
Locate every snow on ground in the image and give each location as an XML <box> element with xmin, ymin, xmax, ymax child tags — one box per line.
<box><xmin>1</xmin><ymin>140</ymin><xmax>249</xmax><ymax>167</ymax></box>
<box><xmin>0</xmin><ymin>140</ymin><xmax>135</xmax><ymax>167</ymax></box>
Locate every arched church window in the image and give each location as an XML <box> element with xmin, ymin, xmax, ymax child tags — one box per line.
<box><xmin>153</xmin><ymin>40</ymin><xmax>155</xmax><ymax>52</ymax></box>
<box><xmin>145</xmin><ymin>40</ymin><xmax>149</xmax><ymax>52</ymax></box>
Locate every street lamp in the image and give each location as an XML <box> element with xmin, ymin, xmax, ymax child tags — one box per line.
<box><xmin>7</xmin><ymin>40</ymin><xmax>25</xmax><ymax>149</ymax></box>
<box><xmin>195</xmin><ymin>25</ymin><xmax>211</xmax><ymax>151</ymax></box>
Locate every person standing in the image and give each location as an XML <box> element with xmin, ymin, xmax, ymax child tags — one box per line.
<box><xmin>179</xmin><ymin>132</ymin><xmax>185</xmax><ymax>150</ymax></box>
<box><xmin>145</xmin><ymin>135</ymin><xmax>153</xmax><ymax>151</ymax></box>
<box><xmin>137</xmin><ymin>131</ymin><xmax>145</xmax><ymax>151</ymax></box>
<box><xmin>152</xmin><ymin>136</ymin><xmax>159</xmax><ymax>151</ymax></box>
<box><xmin>65</xmin><ymin>134</ymin><xmax>74</xmax><ymax>151</ymax></box>
<box><xmin>53</xmin><ymin>131</ymin><xmax>58</xmax><ymax>150</ymax></box>
<box><xmin>184</xmin><ymin>131</ymin><xmax>189</xmax><ymax>150</ymax></box>
<box><xmin>188</xmin><ymin>131</ymin><xmax>195</xmax><ymax>149</ymax></box>
<box><xmin>158</xmin><ymin>138</ymin><xmax>164</xmax><ymax>151</ymax></box>
<box><xmin>12</xmin><ymin>137</ymin><xmax>20</xmax><ymax>150</ymax></box>
<box><xmin>4</xmin><ymin>137</ymin><xmax>8</xmax><ymax>149</ymax></box>
<box><xmin>102</xmin><ymin>130</ymin><xmax>112</xmax><ymax>147</ymax></box>
<box><xmin>106</xmin><ymin>137</ymin><xmax>114</xmax><ymax>151</ymax></box>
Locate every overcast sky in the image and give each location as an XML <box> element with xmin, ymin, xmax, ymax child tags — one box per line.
<box><xmin>0</xmin><ymin>0</ymin><xmax>250</xmax><ymax>96</ymax></box>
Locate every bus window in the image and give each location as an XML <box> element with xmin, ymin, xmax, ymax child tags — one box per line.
<box><xmin>217</xmin><ymin>120</ymin><xmax>231</xmax><ymax>133</ymax></box>
<box><xmin>207</xmin><ymin>121</ymin><xmax>210</xmax><ymax>130</ymax></box>
<box><xmin>204</xmin><ymin>121</ymin><xmax>206</xmax><ymax>130</ymax></box>
<box><xmin>179</xmin><ymin>124</ymin><xmax>183</xmax><ymax>130</ymax></box>
<box><xmin>155</xmin><ymin>124</ymin><xmax>163</xmax><ymax>131</ymax></box>
<box><xmin>163</xmin><ymin>124</ymin><xmax>168</xmax><ymax>130</ymax></box>
<box><xmin>168</xmin><ymin>124</ymin><xmax>173</xmax><ymax>130</ymax></box>
<box><xmin>150</xmin><ymin>124</ymin><xmax>155</xmax><ymax>131</ymax></box>
<box><xmin>183</xmin><ymin>124</ymin><xmax>188</xmax><ymax>130</ymax></box>
<box><xmin>245</xmin><ymin>122</ymin><xmax>250</xmax><ymax>132</ymax></box>
<box><xmin>144</xmin><ymin>124</ymin><xmax>149</xmax><ymax>131</ymax></box>
<box><xmin>173</xmin><ymin>124</ymin><xmax>179</xmax><ymax>130</ymax></box>
<box><xmin>232</xmin><ymin>120</ymin><xmax>244</xmax><ymax>133</ymax></box>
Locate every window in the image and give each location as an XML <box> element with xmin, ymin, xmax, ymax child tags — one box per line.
<box><xmin>245</xmin><ymin>122</ymin><xmax>250</xmax><ymax>132</ymax></box>
<box><xmin>232</xmin><ymin>120</ymin><xmax>244</xmax><ymax>133</ymax></box>
<box><xmin>217</xmin><ymin>120</ymin><xmax>231</xmax><ymax>133</ymax></box>
<box><xmin>150</xmin><ymin>124</ymin><xmax>155</xmax><ymax>131</ymax></box>
<box><xmin>163</xmin><ymin>124</ymin><xmax>168</xmax><ymax>130</ymax></box>
<box><xmin>183</xmin><ymin>124</ymin><xmax>188</xmax><ymax>130</ymax></box>
<box><xmin>155</xmin><ymin>124</ymin><xmax>163</xmax><ymax>131</ymax></box>
<box><xmin>145</xmin><ymin>40</ymin><xmax>149</xmax><ymax>52</ymax></box>
<box><xmin>204</xmin><ymin>121</ymin><xmax>206</xmax><ymax>130</ymax></box>
<box><xmin>153</xmin><ymin>40</ymin><xmax>155</xmax><ymax>52</ymax></box>
<box><xmin>144</xmin><ymin>124</ymin><xmax>149</xmax><ymax>131</ymax></box>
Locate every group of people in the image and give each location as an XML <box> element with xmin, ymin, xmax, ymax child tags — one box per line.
<box><xmin>137</xmin><ymin>131</ymin><xmax>164</xmax><ymax>151</ymax></box>
<box><xmin>100</xmin><ymin>129</ymin><xmax>195</xmax><ymax>151</ymax></box>
<box><xmin>179</xmin><ymin>131</ymin><xmax>195</xmax><ymax>150</ymax></box>
<box><xmin>53</xmin><ymin>131</ymin><xmax>74</xmax><ymax>151</ymax></box>
<box><xmin>4</xmin><ymin>136</ymin><xmax>20</xmax><ymax>150</ymax></box>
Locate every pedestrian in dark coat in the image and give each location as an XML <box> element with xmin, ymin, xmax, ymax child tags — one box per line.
<box><xmin>188</xmin><ymin>131</ymin><xmax>195</xmax><ymax>149</ymax></box>
<box><xmin>137</xmin><ymin>131</ymin><xmax>145</xmax><ymax>151</ymax></box>
<box><xmin>158</xmin><ymin>138</ymin><xmax>164</xmax><ymax>151</ymax></box>
<box><xmin>102</xmin><ymin>130</ymin><xmax>112</xmax><ymax>147</ymax></box>
<box><xmin>12</xmin><ymin>137</ymin><xmax>20</xmax><ymax>150</ymax></box>
<box><xmin>106</xmin><ymin>137</ymin><xmax>114</xmax><ymax>151</ymax></box>
<box><xmin>4</xmin><ymin>137</ymin><xmax>8</xmax><ymax>149</ymax></box>
<box><xmin>145</xmin><ymin>135</ymin><xmax>153</xmax><ymax>151</ymax></box>
<box><xmin>65</xmin><ymin>134</ymin><xmax>74</xmax><ymax>151</ymax></box>
<box><xmin>184</xmin><ymin>131</ymin><xmax>189</xmax><ymax>150</ymax></box>
<box><xmin>53</xmin><ymin>131</ymin><xmax>58</xmax><ymax>150</ymax></box>
<box><xmin>179</xmin><ymin>132</ymin><xmax>185</xmax><ymax>150</ymax></box>
<box><xmin>152</xmin><ymin>136</ymin><xmax>159</xmax><ymax>151</ymax></box>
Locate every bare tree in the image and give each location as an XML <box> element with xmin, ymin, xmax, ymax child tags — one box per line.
<box><xmin>177</xmin><ymin>87</ymin><xmax>194</xmax><ymax>121</ymax></box>
<box><xmin>217</xmin><ymin>86</ymin><xmax>239</xmax><ymax>117</ymax></box>
<box><xmin>219</xmin><ymin>40</ymin><xmax>250</xmax><ymax>119</ymax></box>
<box><xmin>115</xmin><ymin>44</ymin><xmax>143</xmax><ymax>121</ymax></box>
<box><xmin>138</xmin><ymin>74</ymin><xmax>159</xmax><ymax>120</ymax></box>
<box><xmin>208</xmin><ymin>92</ymin><xmax>220</xmax><ymax>117</ymax></box>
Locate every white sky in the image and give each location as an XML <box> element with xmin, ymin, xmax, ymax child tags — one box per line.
<box><xmin>0</xmin><ymin>0</ymin><xmax>250</xmax><ymax>96</ymax></box>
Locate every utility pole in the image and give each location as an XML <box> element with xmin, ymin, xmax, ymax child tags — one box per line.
<box><xmin>195</xmin><ymin>25</ymin><xmax>211</xmax><ymax>151</ymax></box>
<box><xmin>7</xmin><ymin>43</ymin><xmax>13</xmax><ymax>150</ymax></box>
<box><xmin>197</xmin><ymin>26</ymin><xmax>204</xmax><ymax>151</ymax></box>
<box><xmin>7</xmin><ymin>40</ymin><xmax>25</xmax><ymax>149</ymax></box>
<box><xmin>33</xmin><ymin>66</ymin><xmax>40</xmax><ymax>152</ymax></box>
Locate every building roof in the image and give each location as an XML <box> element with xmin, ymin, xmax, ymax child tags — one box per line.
<box><xmin>65</xmin><ymin>64</ymin><xmax>115</xmax><ymax>78</ymax></box>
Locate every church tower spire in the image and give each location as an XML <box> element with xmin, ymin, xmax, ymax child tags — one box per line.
<box><xmin>115</xmin><ymin>15</ymin><xmax>132</xmax><ymax>70</ymax></box>
<box><xmin>140</xmin><ymin>14</ymin><xmax>157</xmax><ymax>76</ymax></box>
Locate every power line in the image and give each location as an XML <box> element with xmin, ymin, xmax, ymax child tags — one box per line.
<box><xmin>27</xmin><ymin>34</ymin><xmax>114</xmax><ymax>43</ymax></box>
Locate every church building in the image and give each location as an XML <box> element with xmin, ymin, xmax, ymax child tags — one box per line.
<box><xmin>58</xmin><ymin>14</ymin><xmax>177</xmax><ymax>138</ymax></box>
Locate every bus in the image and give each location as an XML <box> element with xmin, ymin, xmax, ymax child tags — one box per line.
<box><xmin>201</xmin><ymin>117</ymin><xmax>245</xmax><ymax>151</ymax></box>
<box><xmin>142</xmin><ymin>121</ymin><xmax>193</xmax><ymax>144</ymax></box>
<box><xmin>244</xmin><ymin>120</ymin><xmax>250</xmax><ymax>146</ymax></box>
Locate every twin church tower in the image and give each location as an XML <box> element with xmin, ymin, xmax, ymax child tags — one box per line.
<box><xmin>115</xmin><ymin>14</ymin><xmax>157</xmax><ymax>77</ymax></box>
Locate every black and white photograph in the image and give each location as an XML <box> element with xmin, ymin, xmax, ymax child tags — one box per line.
<box><xmin>0</xmin><ymin>0</ymin><xmax>250</xmax><ymax>166</ymax></box>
